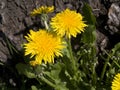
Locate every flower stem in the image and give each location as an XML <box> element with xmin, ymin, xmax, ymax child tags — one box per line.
<box><xmin>44</xmin><ymin>20</ymin><xmax>49</xmax><ymax>30</ymax></box>
<box><xmin>41</xmin><ymin>14</ymin><xmax>49</xmax><ymax>30</ymax></box>
<box><xmin>100</xmin><ymin>60</ymin><xmax>109</xmax><ymax>81</ymax></box>
<box><xmin>67</xmin><ymin>39</ymin><xmax>76</xmax><ymax>76</ymax></box>
<box><xmin>100</xmin><ymin>49</ymin><xmax>111</xmax><ymax>81</ymax></box>
<box><xmin>113</xmin><ymin>61</ymin><xmax>120</xmax><ymax>68</ymax></box>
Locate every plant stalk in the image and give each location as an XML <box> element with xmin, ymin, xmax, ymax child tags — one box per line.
<box><xmin>67</xmin><ymin>38</ymin><xmax>76</xmax><ymax>76</ymax></box>
<box><xmin>100</xmin><ymin>49</ymin><xmax>111</xmax><ymax>81</ymax></box>
<box><xmin>44</xmin><ymin>20</ymin><xmax>49</xmax><ymax>30</ymax></box>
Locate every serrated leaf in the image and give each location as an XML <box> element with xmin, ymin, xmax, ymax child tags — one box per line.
<box><xmin>82</xmin><ymin>3</ymin><xmax>96</xmax><ymax>25</ymax></box>
<box><xmin>82</xmin><ymin>25</ymin><xmax>96</xmax><ymax>44</ymax></box>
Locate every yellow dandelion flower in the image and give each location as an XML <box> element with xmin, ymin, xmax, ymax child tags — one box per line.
<box><xmin>50</xmin><ymin>9</ymin><xmax>87</xmax><ymax>38</ymax></box>
<box><xmin>31</xmin><ymin>6</ymin><xmax>54</xmax><ymax>16</ymax></box>
<box><xmin>111</xmin><ymin>73</ymin><xmax>120</xmax><ymax>90</ymax></box>
<box><xmin>24</xmin><ymin>29</ymin><xmax>65</xmax><ymax>66</ymax></box>
<box><xmin>30</xmin><ymin>60</ymin><xmax>40</xmax><ymax>66</ymax></box>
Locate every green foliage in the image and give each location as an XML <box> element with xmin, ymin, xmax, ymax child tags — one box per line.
<box><xmin>82</xmin><ymin>3</ymin><xmax>96</xmax><ymax>25</ymax></box>
<box><xmin>82</xmin><ymin>25</ymin><xmax>96</xmax><ymax>44</ymax></box>
<box><xmin>105</xmin><ymin>42</ymin><xmax>120</xmax><ymax>78</ymax></box>
<box><xmin>1</xmin><ymin>3</ymin><xmax>119</xmax><ymax>90</ymax></box>
<box><xmin>16</xmin><ymin>63</ymin><xmax>35</xmax><ymax>78</ymax></box>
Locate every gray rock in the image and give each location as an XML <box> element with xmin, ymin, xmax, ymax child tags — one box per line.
<box><xmin>107</xmin><ymin>3</ymin><xmax>120</xmax><ymax>34</ymax></box>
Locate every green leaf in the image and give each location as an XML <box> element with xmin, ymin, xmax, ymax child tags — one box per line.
<box><xmin>16</xmin><ymin>63</ymin><xmax>35</xmax><ymax>78</ymax></box>
<box><xmin>55</xmin><ymin>82</ymin><xmax>69</xmax><ymax>90</ymax></box>
<box><xmin>82</xmin><ymin>25</ymin><xmax>96</xmax><ymax>44</ymax></box>
<box><xmin>82</xmin><ymin>3</ymin><xmax>96</xmax><ymax>45</ymax></box>
<box><xmin>44</xmin><ymin>62</ymin><xmax>65</xmax><ymax>80</ymax></box>
<box><xmin>62</xmin><ymin>55</ymin><xmax>76</xmax><ymax>77</ymax></box>
<box><xmin>43</xmin><ymin>63</ymin><xmax>69</xmax><ymax>90</ymax></box>
<box><xmin>34</xmin><ymin>65</ymin><xmax>44</xmax><ymax>75</ymax></box>
<box><xmin>82</xmin><ymin>3</ymin><xmax>96</xmax><ymax>25</ymax></box>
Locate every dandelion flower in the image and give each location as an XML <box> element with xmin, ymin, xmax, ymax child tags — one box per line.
<box><xmin>24</xmin><ymin>29</ymin><xmax>65</xmax><ymax>66</ymax></box>
<box><xmin>31</xmin><ymin>6</ymin><xmax>54</xmax><ymax>16</ymax></box>
<box><xmin>111</xmin><ymin>73</ymin><xmax>120</xmax><ymax>90</ymax></box>
<box><xmin>50</xmin><ymin>9</ymin><xmax>87</xmax><ymax>38</ymax></box>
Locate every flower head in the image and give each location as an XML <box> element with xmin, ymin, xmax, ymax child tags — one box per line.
<box><xmin>50</xmin><ymin>9</ymin><xmax>87</xmax><ymax>38</ymax></box>
<box><xmin>111</xmin><ymin>73</ymin><xmax>120</xmax><ymax>90</ymax></box>
<box><xmin>31</xmin><ymin>6</ymin><xmax>54</xmax><ymax>16</ymax></box>
<box><xmin>24</xmin><ymin>29</ymin><xmax>65</xmax><ymax>66</ymax></box>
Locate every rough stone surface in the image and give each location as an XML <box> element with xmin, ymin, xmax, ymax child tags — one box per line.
<box><xmin>107</xmin><ymin>3</ymin><xmax>120</xmax><ymax>34</ymax></box>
